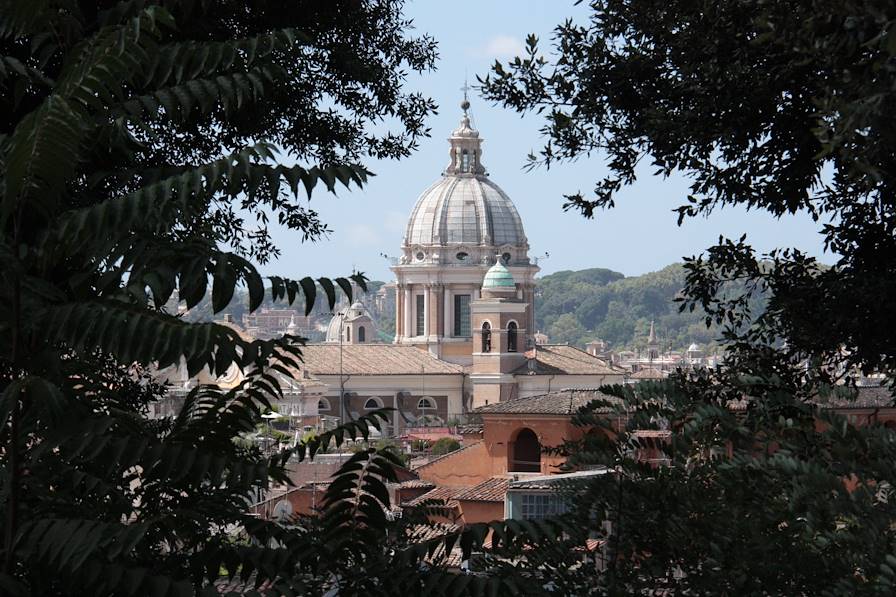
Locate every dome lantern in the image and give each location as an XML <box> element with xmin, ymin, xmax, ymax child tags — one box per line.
<box><xmin>444</xmin><ymin>102</ymin><xmax>486</xmax><ymax>176</ymax></box>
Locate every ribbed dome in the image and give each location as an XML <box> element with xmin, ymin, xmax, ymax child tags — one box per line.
<box><xmin>482</xmin><ymin>261</ymin><xmax>516</xmax><ymax>289</ymax></box>
<box><xmin>405</xmin><ymin>176</ymin><xmax>527</xmax><ymax>248</ymax></box>
<box><xmin>403</xmin><ymin>107</ymin><xmax>528</xmax><ymax>253</ymax></box>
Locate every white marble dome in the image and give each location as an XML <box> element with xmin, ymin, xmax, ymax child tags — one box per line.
<box><xmin>401</xmin><ymin>108</ymin><xmax>529</xmax><ymax>266</ymax></box>
<box><xmin>405</xmin><ymin>176</ymin><xmax>527</xmax><ymax>249</ymax></box>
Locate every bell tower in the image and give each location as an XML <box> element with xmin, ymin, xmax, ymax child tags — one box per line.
<box><xmin>470</xmin><ymin>258</ymin><xmax>529</xmax><ymax>408</ymax></box>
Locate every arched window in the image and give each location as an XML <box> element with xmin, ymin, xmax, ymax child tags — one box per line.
<box><xmin>358</xmin><ymin>326</ymin><xmax>366</xmax><ymax>343</ymax></box>
<box><xmin>461</xmin><ymin>149</ymin><xmax>471</xmax><ymax>172</ymax></box>
<box><xmin>481</xmin><ymin>322</ymin><xmax>492</xmax><ymax>353</ymax></box>
<box><xmin>345</xmin><ymin>327</ymin><xmax>351</xmax><ymax>342</ymax></box>
<box><xmin>363</xmin><ymin>397</ymin><xmax>383</xmax><ymax>410</ymax></box>
<box><xmin>507</xmin><ymin>321</ymin><xmax>518</xmax><ymax>352</ymax></box>
<box><xmin>317</xmin><ymin>398</ymin><xmax>331</xmax><ymax>411</ymax></box>
<box><xmin>417</xmin><ymin>397</ymin><xmax>435</xmax><ymax>410</ymax></box>
<box><xmin>510</xmin><ymin>428</ymin><xmax>541</xmax><ymax>472</ymax></box>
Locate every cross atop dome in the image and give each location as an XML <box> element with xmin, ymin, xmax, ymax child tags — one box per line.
<box><xmin>460</xmin><ymin>79</ymin><xmax>471</xmax><ymax>114</ymax></box>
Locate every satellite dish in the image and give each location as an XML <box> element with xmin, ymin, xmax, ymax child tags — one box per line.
<box><xmin>272</xmin><ymin>499</ymin><xmax>293</xmax><ymax>522</ymax></box>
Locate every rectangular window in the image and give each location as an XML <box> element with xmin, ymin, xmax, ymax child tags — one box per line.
<box><xmin>520</xmin><ymin>493</ymin><xmax>568</xmax><ymax>520</ymax></box>
<box><xmin>415</xmin><ymin>294</ymin><xmax>425</xmax><ymax>336</ymax></box>
<box><xmin>453</xmin><ymin>294</ymin><xmax>471</xmax><ymax>337</ymax></box>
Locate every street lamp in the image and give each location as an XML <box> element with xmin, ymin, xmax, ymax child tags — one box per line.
<box><xmin>261</xmin><ymin>411</ymin><xmax>280</xmax><ymax>455</ymax></box>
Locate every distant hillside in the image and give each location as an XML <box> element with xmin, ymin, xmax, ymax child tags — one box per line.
<box><xmin>178</xmin><ymin>264</ymin><xmax>751</xmax><ymax>352</ymax></box>
<box><xmin>535</xmin><ymin>264</ymin><xmax>733</xmax><ymax>352</ymax></box>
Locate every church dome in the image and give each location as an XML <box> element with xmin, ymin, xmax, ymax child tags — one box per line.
<box><xmin>482</xmin><ymin>260</ymin><xmax>516</xmax><ymax>289</ymax></box>
<box><xmin>325</xmin><ymin>300</ymin><xmax>377</xmax><ymax>343</ymax></box>
<box><xmin>405</xmin><ymin>177</ymin><xmax>527</xmax><ymax>248</ymax></box>
<box><xmin>401</xmin><ymin>104</ymin><xmax>528</xmax><ymax>264</ymax></box>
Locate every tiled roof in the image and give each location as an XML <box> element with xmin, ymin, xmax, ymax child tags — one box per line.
<box><xmin>458</xmin><ymin>424</ymin><xmax>484</xmax><ymax>435</ymax></box>
<box><xmin>453</xmin><ymin>477</ymin><xmax>509</xmax><ymax>502</ymax></box>
<box><xmin>405</xmin><ymin>523</ymin><xmax>466</xmax><ymax>568</ymax></box>
<box><xmin>298</xmin><ymin>344</ymin><xmax>464</xmax><ymax>376</ymax></box>
<box><xmin>406</xmin><ymin>486</ymin><xmax>460</xmax><ymax>508</ymax></box>
<box><xmin>475</xmin><ymin>389</ymin><xmax>622</xmax><ymax>416</ymax></box>
<box><xmin>513</xmin><ymin>344</ymin><xmax>621</xmax><ymax>376</ymax></box>
<box><xmin>813</xmin><ymin>386</ymin><xmax>895</xmax><ymax>409</ymax></box>
<box><xmin>629</xmin><ymin>367</ymin><xmax>666</xmax><ymax>380</ymax></box>
<box><xmin>407</xmin><ymin>522</ymin><xmax>459</xmax><ymax>543</ymax></box>
<box><xmin>414</xmin><ymin>440</ymin><xmax>484</xmax><ymax>471</ymax></box>
<box><xmin>728</xmin><ymin>386</ymin><xmax>895</xmax><ymax>411</ymax></box>
<box><xmin>400</xmin><ymin>479</ymin><xmax>436</xmax><ymax>489</ymax></box>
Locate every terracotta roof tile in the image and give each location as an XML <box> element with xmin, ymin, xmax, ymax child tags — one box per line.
<box><xmin>458</xmin><ymin>424</ymin><xmax>484</xmax><ymax>435</ymax></box>
<box><xmin>299</xmin><ymin>344</ymin><xmax>464</xmax><ymax>376</ymax></box>
<box><xmin>475</xmin><ymin>389</ymin><xmax>621</xmax><ymax>415</ymax></box>
<box><xmin>513</xmin><ymin>344</ymin><xmax>621</xmax><ymax>376</ymax></box>
<box><xmin>414</xmin><ymin>440</ymin><xmax>484</xmax><ymax>471</ymax></box>
<box><xmin>407</xmin><ymin>522</ymin><xmax>459</xmax><ymax>543</ymax></box>
<box><xmin>732</xmin><ymin>386</ymin><xmax>894</xmax><ymax>411</ymax></box>
<box><xmin>629</xmin><ymin>367</ymin><xmax>667</xmax><ymax>380</ymax></box>
<box><xmin>406</xmin><ymin>486</ymin><xmax>460</xmax><ymax>507</ymax></box>
<box><xmin>453</xmin><ymin>477</ymin><xmax>509</xmax><ymax>502</ymax></box>
<box><xmin>400</xmin><ymin>479</ymin><xmax>435</xmax><ymax>489</ymax></box>
<box><xmin>813</xmin><ymin>386</ymin><xmax>895</xmax><ymax>408</ymax></box>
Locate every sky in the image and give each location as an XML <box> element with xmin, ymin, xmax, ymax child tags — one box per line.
<box><xmin>258</xmin><ymin>0</ymin><xmax>831</xmax><ymax>283</ymax></box>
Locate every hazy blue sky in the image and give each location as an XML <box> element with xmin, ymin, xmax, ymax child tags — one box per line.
<box><xmin>259</xmin><ymin>0</ymin><xmax>830</xmax><ymax>283</ymax></box>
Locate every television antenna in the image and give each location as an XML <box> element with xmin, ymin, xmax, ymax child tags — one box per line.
<box><xmin>532</xmin><ymin>251</ymin><xmax>550</xmax><ymax>266</ymax></box>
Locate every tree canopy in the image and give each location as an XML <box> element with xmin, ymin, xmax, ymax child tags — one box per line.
<box><xmin>481</xmin><ymin>0</ymin><xmax>896</xmax><ymax>381</ymax></box>
<box><xmin>480</xmin><ymin>1</ymin><xmax>896</xmax><ymax>593</ymax></box>
<box><xmin>535</xmin><ymin>264</ymin><xmax>739</xmax><ymax>350</ymax></box>
<box><xmin>0</xmin><ymin>1</ymin><xmax>503</xmax><ymax>594</ymax></box>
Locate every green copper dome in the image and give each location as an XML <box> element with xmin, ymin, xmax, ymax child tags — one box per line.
<box><xmin>482</xmin><ymin>261</ymin><xmax>516</xmax><ymax>289</ymax></box>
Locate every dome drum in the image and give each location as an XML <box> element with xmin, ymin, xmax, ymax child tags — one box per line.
<box><xmin>401</xmin><ymin>243</ymin><xmax>528</xmax><ymax>267</ymax></box>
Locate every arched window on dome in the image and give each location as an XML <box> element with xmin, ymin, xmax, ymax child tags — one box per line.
<box><xmin>318</xmin><ymin>398</ymin><xmax>331</xmax><ymax>411</ymax></box>
<box><xmin>481</xmin><ymin>322</ymin><xmax>492</xmax><ymax>353</ymax></box>
<box><xmin>417</xmin><ymin>397</ymin><xmax>435</xmax><ymax>410</ymax></box>
<box><xmin>358</xmin><ymin>326</ymin><xmax>366</xmax><ymax>343</ymax></box>
<box><xmin>461</xmin><ymin>149</ymin><xmax>471</xmax><ymax>172</ymax></box>
<box><xmin>345</xmin><ymin>327</ymin><xmax>351</xmax><ymax>342</ymax></box>
<box><xmin>364</xmin><ymin>397</ymin><xmax>383</xmax><ymax>410</ymax></box>
<box><xmin>508</xmin><ymin>321</ymin><xmax>518</xmax><ymax>352</ymax></box>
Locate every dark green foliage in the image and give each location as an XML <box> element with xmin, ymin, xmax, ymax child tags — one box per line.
<box><xmin>536</xmin><ymin>264</ymin><xmax>763</xmax><ymax>350</ymax></box>
<box><xmin>542</xmin><ymin>369</ymin><xmax>896</xmax><ymax>594</ymax></box>
<box><xmin>430</xmin><ymin>437</ymin><xmax>460</xmax><ymax>456</ymax></box>
<box><xmin>482</xmin><ymin>0</ymin><xmax>896</xmax><ymax>383</ymax></box>
<box><xmin>480</xmin><ymin>1</ymin><xmax>896</xmax><ymax>592</ymax></box>
<box><xmin>0</xmin><ymin>1</ymin><xmax>461</xmax><ymax>594</ymax></box>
